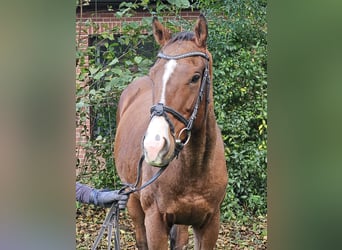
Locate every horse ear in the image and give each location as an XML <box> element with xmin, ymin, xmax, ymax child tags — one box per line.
<box><xmin>194</xmin><ymin>14</ymin><xmax>208</xmax><ymax>48</ymax></box>
<box><xmin>152</xmin><ymin>17</ymin><xmax>171</xmax><ymax>46</ymax></box>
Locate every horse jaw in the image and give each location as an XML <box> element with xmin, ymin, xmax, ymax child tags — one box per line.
<box><xmin>143</xmin><ymin>116</ymin><xmax>174</xmax><ymax>167</ymax></box>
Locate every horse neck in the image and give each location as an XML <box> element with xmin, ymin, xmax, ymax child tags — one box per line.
<box><xmin>180</xmin><ymin>107</ymin><xmax>217</xmax><ymax>175</ymax></box>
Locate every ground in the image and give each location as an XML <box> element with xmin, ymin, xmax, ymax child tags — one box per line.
<box><xmin>76</xmin><ymin>204</ymin><xmax>267</xmax><ymax>249</ymax></box>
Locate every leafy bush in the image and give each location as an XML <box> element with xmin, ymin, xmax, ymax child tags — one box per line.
<box><xmin>76</xmin><ymin>0</ymin><xmax>267</xmax><ymax>220</ymax></box>
<box><xmin>203</xmin><ymin>0</ymin><xmax>267</xmax><ymax>219</ymax></box>
<box><xmin>76</xmin><ymin>8</ymin><xmax>155</xmax><ymax>188</ymax></box>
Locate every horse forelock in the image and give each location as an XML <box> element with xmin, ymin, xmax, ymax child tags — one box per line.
<box><xmin>166</xmin><ymin>31</ymin><xmax>195</xmax><ymax>46</ymax></box>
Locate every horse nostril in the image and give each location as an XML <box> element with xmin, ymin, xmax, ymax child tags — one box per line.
<box><xmin>160</xmin><ymin>136</ymin><xmax>169</xmax><ymax>154</ymax></box>
<box><xmin>143</xmin><ymin>134</ymin><xmax>170</xmax><ymax>162</ymax></box>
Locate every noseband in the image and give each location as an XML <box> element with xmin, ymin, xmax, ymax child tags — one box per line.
<box><xmin>150</xmin><ymin>51</ymin><xmax>211</xmax><ymax>157</ymax></box>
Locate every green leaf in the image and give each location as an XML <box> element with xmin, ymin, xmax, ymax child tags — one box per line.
<box><xmin>108</xmin><ymin>58</ymin><xmax>119</xmax><ymax>66</ymax></box>
<box><xmin>88</xmin><ymin>66</ymin><xmax>99</xmax><ymax>75</ymax></box>
<box><xmin>76</xmin><ymin>101</ymin><xmax>87</xmax><ymax>110</ymax></box>
<box><xmin>134</xmin><ymin>56</ymin><xmax>143</xmax><ymax>64</ymax></box>
<box><xmin>166</xmin><ymin>0</ymin><xmax>190</xmax><ymax>8</ymax></box>
<box><xmin>111</xmin><ymin>68</ymin><xmax>123</xmax><ymax>76</ymax></box>
<box><xmin>93</xmin><ymin>71</ymin><xmax>105</xmax><ymax>80</ymax></box>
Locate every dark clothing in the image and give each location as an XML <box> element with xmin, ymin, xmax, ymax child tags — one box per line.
<box><xmin>76</xmin><ymin>182</ymin><xmax>93</xmax><ymax>204</ymax></box>
<box><xmin>76</xmin><ymin>182</ymin><xmax>128</xmax><ymax>208</ymax></box>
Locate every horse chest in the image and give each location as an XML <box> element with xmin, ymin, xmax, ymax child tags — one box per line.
<box><xmin>159</xmin><ymin>192</ymin><xmax>214</xmax><ymax>226</ymax></box>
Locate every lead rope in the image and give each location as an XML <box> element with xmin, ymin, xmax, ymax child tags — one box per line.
<box><xmin>91</xmin><ymin>155</ymin><xmax>167</xmax><ymax>250</ymax></box>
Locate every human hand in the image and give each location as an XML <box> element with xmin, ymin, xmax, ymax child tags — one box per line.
<box><xmin>91</xmin><ymin>190</ymin><xmax>129</xmax><ymax>209</ymax></box>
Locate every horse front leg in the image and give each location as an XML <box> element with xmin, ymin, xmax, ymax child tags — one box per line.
<box><xmin>193</xmin><ymin>212</ymin><xmax>221</xmax><ymax>250</ymax></box>
<box><xmin>144</xmin><ymin>208</ymin><xmax>169</xmax><ymax>250</ymax></box>
<box><xmin>127</xmin><ymin>195</ymin><xmax>148</xmax><ymax>249</ymax></box>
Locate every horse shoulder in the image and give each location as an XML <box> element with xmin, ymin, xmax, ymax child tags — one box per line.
<box><xmin>114</xmin><ymin>76</ymin><xmax>152</xmax><ymax>183</ymax></box>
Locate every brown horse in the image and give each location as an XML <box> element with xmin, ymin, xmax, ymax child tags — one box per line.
<box><xmin>114</xmin><ymin>14</ymin><xmax>228</xmax><ymax>249</ymax></box>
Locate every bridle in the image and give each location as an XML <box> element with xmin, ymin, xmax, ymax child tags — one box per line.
<box><xmin>150</xmin><ymin>51</ymin><xmax>211</xmax><ymax>157</ymax></box>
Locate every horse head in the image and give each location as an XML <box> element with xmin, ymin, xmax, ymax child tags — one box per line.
<box><xmin>143</xmin><ymin>14</ymin><xmax>213</xmax><ymax>167</ymax></box>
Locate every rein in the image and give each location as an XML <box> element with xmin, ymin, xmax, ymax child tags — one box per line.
<box><xmin>91</xmin><ymin>155</ymin><xmax>167</xmax><ymax>250</ymax></box>
<box><xmin>91</xmin><ymin>51</ymin><xmax>211</xmax><ymax>250</ymax></box>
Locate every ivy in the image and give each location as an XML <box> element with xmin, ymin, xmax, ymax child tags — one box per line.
<box><xmin>206</xmin><ymin>0</ymin><xmax>267</xmax><ymax>220</ymax></box>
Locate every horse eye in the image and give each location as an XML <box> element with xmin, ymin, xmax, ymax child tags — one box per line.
<box><xmin>191</xmin><ymin>74</ymin><xmax>201</xmax><ymax>84</ymax></box>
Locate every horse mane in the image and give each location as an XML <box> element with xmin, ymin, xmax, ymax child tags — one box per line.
<box><xmin>168</xmin><ymin>31</ymin><xmax>195</xmax><ymax>44</ymax></box>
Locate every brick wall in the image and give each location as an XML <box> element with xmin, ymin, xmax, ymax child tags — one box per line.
<box><xmin>75</xmin><ymin>8</ymin><xmax>200</xmax><ymax>167</ymax></box>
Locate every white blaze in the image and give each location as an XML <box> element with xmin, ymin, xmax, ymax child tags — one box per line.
<box><xmin>143</xmin><ymin>59</ymin><xmax>176</xmax><ymax>166</ymax></box>
<box><xmin>143</xmin><ymin>116</ymin><xmax>170</xmax><ymax>165</ymax></box>
<box><xmin>160</xmin><ymin>59</ymin><xmax>177</xmax><ymax>103</ymax></box>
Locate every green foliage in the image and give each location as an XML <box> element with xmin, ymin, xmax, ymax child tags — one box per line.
<box><xmin>76</xmin><ymin>0</ymin><xmax>266</xmax><ymax>220</ymax></box>
<box><xmin>76</xmin><ymin>6</ymin><xmax>156</xmax><ymax>189</ymax></box>
<box><xmin>204</xmin><ymin>0</ymin><xmax>267</xmax><ymax>220</ymax></box>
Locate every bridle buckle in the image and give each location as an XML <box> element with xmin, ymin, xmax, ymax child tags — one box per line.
<box><xmin>151</xmin><ymin>103</ymin><xmax>164</xmax><ymax>117</ymax></box>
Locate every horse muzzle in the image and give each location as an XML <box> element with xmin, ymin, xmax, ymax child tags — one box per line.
<box><xmin>143</xmin><ymin>116</ymin><xmax>175</xmax><ymax>167</ymax></box>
